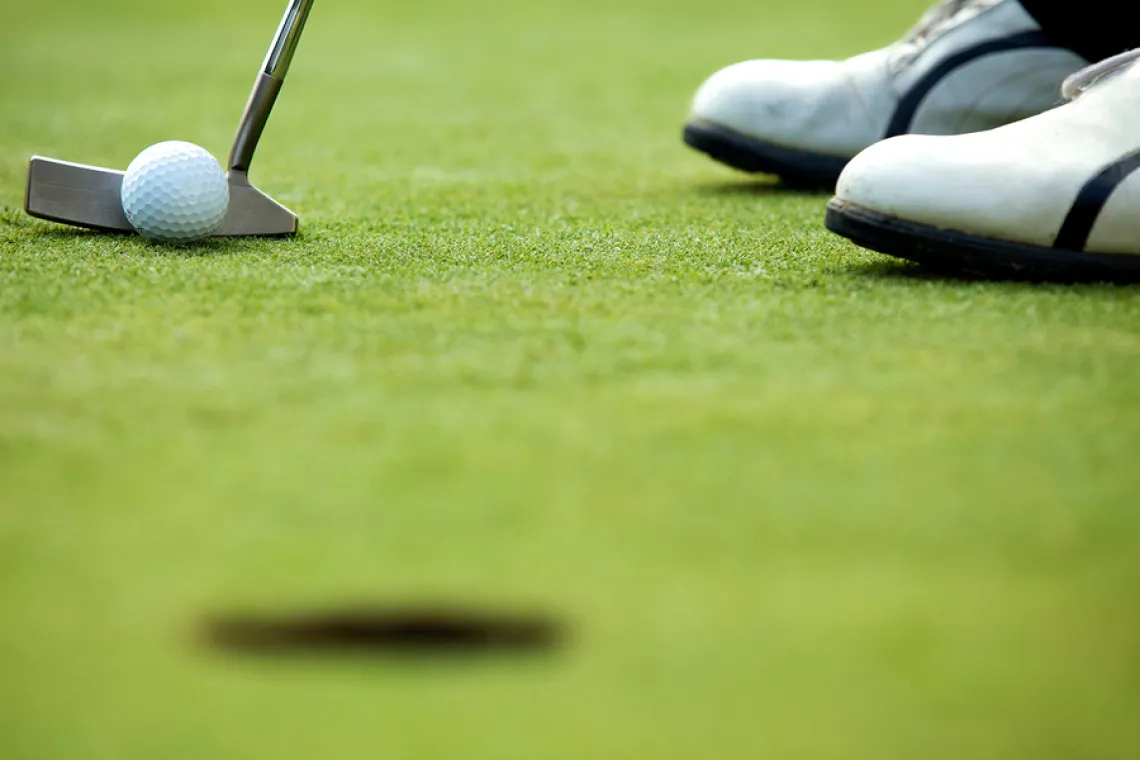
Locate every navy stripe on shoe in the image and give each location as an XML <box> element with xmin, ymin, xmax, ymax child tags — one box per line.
<box><xmin>885</xmin><ymin>31</ymin><xmax>1062</xmax><ymax>138</ymax></box>
<box><xmin>1053</xmin><ymin>148</ymin><xmax>1140</xmax><ymax>252</ymax></box>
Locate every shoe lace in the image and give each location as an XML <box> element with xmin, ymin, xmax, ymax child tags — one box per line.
<box><xmin>889</xmin><ymin>0</ymin><xmax>999</xmax><ymax>73</ymax></box>
<box><xmin>1061</xmin><ymin>48</ymin><xmax>1140</xmax><ymax>100</ymax></box>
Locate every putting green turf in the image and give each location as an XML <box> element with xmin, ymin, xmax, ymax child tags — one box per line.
<box><xmin>3</xmin><ymin>0</ymin><xmax>1140</xmax><ymax>757</ymax></box>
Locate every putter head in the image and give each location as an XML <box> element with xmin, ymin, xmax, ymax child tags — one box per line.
<box><xmin>24</xmin><ymin>156</ymin><xmax>297</xmax><ymax>237</ymax></box>
<box><xmin>218</xmin><ymin>169</ymin><xmax>297</xmax><ymax>237</ymax></box>
<box><xmin>24</xmin><ymin>156</ymin><xmax>131</xmax><ymax>233</ymax></box>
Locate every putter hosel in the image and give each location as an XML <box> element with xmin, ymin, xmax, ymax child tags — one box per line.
<box><xmin>229</xmin><ymin>73</ymin><xmax>284</xmax><ymax>172</ymax></box>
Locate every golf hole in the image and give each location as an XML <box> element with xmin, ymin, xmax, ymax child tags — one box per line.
<box><xmin>203</xmin><ymin>606</ymin><xmax>566</xmax><ymax>658</ymax></box>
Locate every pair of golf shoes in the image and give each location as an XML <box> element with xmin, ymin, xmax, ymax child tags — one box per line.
<box><xmin>685</xmin><ymin>0</ymin><xmax>1140</xmax><ymax>278</ymax></box>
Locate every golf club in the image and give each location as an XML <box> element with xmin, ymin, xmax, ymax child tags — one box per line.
<box><xmin>23</xmin><ymin>0</ymin><xmax>315</xmax><ymax>237</ymax></box>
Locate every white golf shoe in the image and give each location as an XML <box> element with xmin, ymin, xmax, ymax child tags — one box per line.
<box><xmin>825</xmin><ymin>50</ymin><xmax>1140</xmax><ymax>279</ymax></box>
<box><xmin>684</xmin><ymin>0</ymin><xmax>1086</xmax><ymax>187</ymax></box>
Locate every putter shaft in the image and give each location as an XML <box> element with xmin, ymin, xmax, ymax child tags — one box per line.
<box><xmin>230</xmin><ymin>0</ymin><xmax>316</xmax><ymax>173</ymax></box>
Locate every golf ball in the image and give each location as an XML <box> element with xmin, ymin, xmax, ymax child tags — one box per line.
<box><xmin>121</xmin><ymin>141</ymin><xmax>229</xmax><ymax>243</ymax></box>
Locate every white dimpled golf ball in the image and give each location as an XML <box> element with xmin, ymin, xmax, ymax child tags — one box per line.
<box><xmin>121</xmin><ymin>141</ymin><xmax>229</xmax><ymax>243</ymax></box>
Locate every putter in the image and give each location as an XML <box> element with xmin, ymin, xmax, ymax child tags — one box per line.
<box><xmin>24</xmin><ymin>0</ymin><xmax>315</xmax><ymax>237</ymax></box>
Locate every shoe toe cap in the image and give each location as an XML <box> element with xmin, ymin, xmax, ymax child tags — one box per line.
<box><xmin>691</xmin><ymin>59</ymin><xmax>875</xmax><ymax>154</ymax></box>
<box><xmin>835</xmin><ymin>134</ymin><xmax>1071</xmax><ymax>248</ymax></box>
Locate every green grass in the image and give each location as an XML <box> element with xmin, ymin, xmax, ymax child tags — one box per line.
<box><xmin>3</xmin><ymin>0</ymin><xmax>1140</xmax><ymax>758</ymax></box>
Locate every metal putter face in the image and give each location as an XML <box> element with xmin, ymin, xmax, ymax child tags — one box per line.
<box><xmin>24</xmin><ymin>157</ymin><xmax>131</xmax><ymax>233</ymax></box>
<box><xmin>23</xmin><ymin>0</ymin><xmax>313</xmax><ymax>239</ymax></box>
<box><xmin>218</xmin><ymin>170</ymin><xmax>297</xmax><ymax>237</ymax></box>
<box><xmin>24</xmin><ymin>159</ymin><xmax>298</xmax><ymax>237</ymax></box>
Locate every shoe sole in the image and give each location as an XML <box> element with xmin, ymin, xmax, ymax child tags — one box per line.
<box><xmin>683</xmin><ymin>119</ymin><xmax>850</xmax><ymax>189</ymax></box>
<box><xmin>825</xmin><ymin>198</ymin><xmax>1140</xmax><ymax>281</ymax></box>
